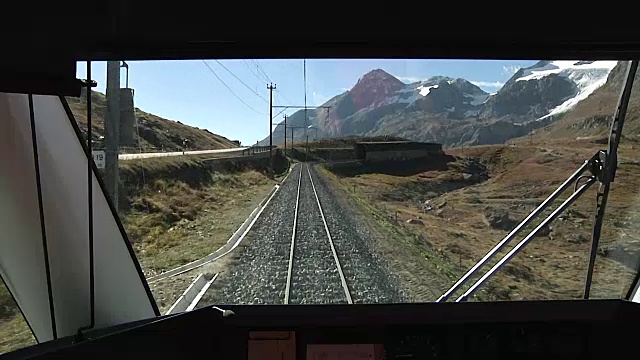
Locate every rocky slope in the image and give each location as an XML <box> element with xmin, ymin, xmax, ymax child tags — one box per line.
<box><xmin>67</xmin><ymin>90</ymin><xmax>237</xmax><ymax>151</ymax></box>
<box><xmin>525</xmin><ymin>61</ymin><xmax>640</xmax><ymax>141</ymax></box>
<box><xmin>263</xmin><ymin>61</ymin><xmax>618</xmax><ymax>148</ymax></box>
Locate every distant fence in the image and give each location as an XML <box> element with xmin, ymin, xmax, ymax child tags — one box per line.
<box><xmin>241</xmin><ymin>145</ymin><xmax>275</xmax><ymax>156</ymax></box>
<box><xmin>105</xmin><ymin>145</ymin><xmax>276</xmax><ymax>157</ymax></box>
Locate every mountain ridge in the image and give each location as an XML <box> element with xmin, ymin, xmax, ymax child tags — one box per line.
<box><xmin>523</xmin><ymin>61</ymin><xmax>640</xmax><ymax>142</ymax></box>
<box><xmin>263</xmin><ymin>61</ymin><xmax>618</xmax><ymax>148</ymax></box>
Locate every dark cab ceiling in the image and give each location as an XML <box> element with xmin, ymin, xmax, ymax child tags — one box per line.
<box><xmin>3</xmin><ymin>3</ymin><xmax>639</xmax><ymax>95</ymax></box>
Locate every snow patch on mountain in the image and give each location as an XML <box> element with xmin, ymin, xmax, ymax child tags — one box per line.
<box><xmin>375</xmin><ymin>75</ymin><xmax>490</xmax><ymax>115</ymax></box>
<box><xmin>515</xmin><ymin>60</ymin><xmax>618</xmax><ymax>120</ymax></box>
<box><xmin>418</xmin><ymin>84</ymin><xmax>439</xmax><ymax>96</ymax></box>
<box><xmin>516</xmin><ymin>61</ymin><xmax>617</xmax><ymax>82</ymax></box>
<box><xmin>539</xmin><ymin>74</ymin><xmax>612</xmax><ymax>120</ymax></box>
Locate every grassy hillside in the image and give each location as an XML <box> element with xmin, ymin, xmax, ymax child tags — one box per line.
<box><xmin>67</xmin><ymin>90</ymin><xmax>237</xmax><ymax>151</ymax></box>
<box><xmin>324</xmin><ymin>140</ymin><xmax>640</xmax><ymax>302</ymax></box>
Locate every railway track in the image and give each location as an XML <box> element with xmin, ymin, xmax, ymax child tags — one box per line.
<box><xmin>199</xmin><ymin>161</ymin><xmax>403</xmax><ymax>306</ymax></box>
<box><xmin>284</xmin><ymin>163</ymin><xmax>353</xmax><ymax>304</ymax></box>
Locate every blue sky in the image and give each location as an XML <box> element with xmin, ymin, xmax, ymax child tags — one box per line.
<box><xmin>76</xmin><ymin>59</ymin><xmax>537</xmax><ymax>145</ymax></box>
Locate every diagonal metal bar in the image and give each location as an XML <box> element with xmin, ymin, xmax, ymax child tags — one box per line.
<box><xmin>457</xmin><ymin>177</ymin><xmax>597</xmax><ymax>302</ymax></box>
<box><xmin>436</xmin><ymin>158</ymin><xmax>593</xmax><ymax>302</ymax></box>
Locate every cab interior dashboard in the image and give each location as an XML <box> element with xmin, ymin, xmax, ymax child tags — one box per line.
<box><xmin>4</xmin><ymin>300</ymin><xmax>637</xmax><ymax>359</ymax></box>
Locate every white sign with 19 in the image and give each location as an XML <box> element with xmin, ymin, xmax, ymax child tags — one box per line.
<box><xmin>92</xmin><ymin>150</ymin><xmax>105</xmax><ymax>169</ymax></box>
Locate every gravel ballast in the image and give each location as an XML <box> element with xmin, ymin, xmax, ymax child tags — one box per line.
<box><xmin>308</xmin><ymin>164</ymin><xmax>405</xmax><ymax>303</ymax></box>
<box><xmin>200</xmin><ymin>164</ymin><xmax>302</xmax><ymax>305</ymax></box>
<box><xmin>199</xmin><ymin>162</ymin><xmax>404</xmax><ymax>307</ymax></box>
<box><xmin>288</xmin><ymin>164</ymin><xmax>347</xmax><ymax>304</ymax></box>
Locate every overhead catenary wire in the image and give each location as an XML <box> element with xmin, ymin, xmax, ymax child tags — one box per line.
<box><xmin>272</xmin><ymin>106</ymin><xmax>289</xmax><ymax>121</ymax></box>
<box><xmin>201</xmin><ymin>60</ymin><xmax>266</xmax><ymax>115</ymax></box>
<box><xmin>242</xmin><ymin>59</ymin><xmax>263</xmax><ymax>94</ymax></box>
<box><xmin>275</xmin><ymin>88</ymin><xmax>295</xmax><ymax>108</ymax></box>
<box><xmin>253</xmin><ymin>60</ymin><xmax>293</xmax><ymax>105</ymax></box>
<box><xmin>247</xmin><ymin>59</ymin><xmax>297</xmax><ymax>112</ymax></box>
<box><xmin>272</xmin><ymin>92</ymin><xmax>291</xmax><ymax>119</ymax></box>
<box><xmin>250</xmin><ymin>60</ymin><xmax>269</xmax><ymax>82</ymax></box>
<box><xmin>243</xmin><ymin>59</ymin><xmax>266</xmax><ymax>84</ymax></box>
<box><xmin>279</xmin><ymin>61</ymin><xmax>301</xmax><ymax>106</ymax></box>
<box><xmin>252</xmin><ymin>59</ymin><xmax>272</xmax><ymax>83</ymax></box>
<box><xmin>214</xmin><ymin>60</ymin><xmax>268</xmax><ymax>104</ymax></box>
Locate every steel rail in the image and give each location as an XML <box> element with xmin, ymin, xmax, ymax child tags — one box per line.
<box><xmin>306</xmin><ymin>164</ymin><xmax>353</xmax><ymax>304</ymax></box>
<box><xmin>284</xmin><ymin>164</ymin><xmax>303</xmax><ymax>304</ymax></box>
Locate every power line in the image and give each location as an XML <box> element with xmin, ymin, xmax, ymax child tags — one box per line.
<box><xmin>278</xmin><ymin>61</ymin><xmax>306</xmax><ymax>106</ymax></box>
<box><xmin>249</xmin><ymin>60</ymin><xmax>269</xmax><ymax>82</ymax></box>
<box><xmin>242</xmin><ymin>59</ymin><xmax>264</xmax><ymax>93</ymax></box>
<box><xmin>275</xmin><ymin>89</ymin><xmax>295</xmax><ymax>107</ymax></box>
<box><xmin>245</xmin><ymin>60</ymin><xmax>262</xmax><ymax>88</ymax></box>
<box><xmin>253</xmin><ymin>60</ymin><xmax>270</xmax><ymax>81</ymax></box>
<box><xmin>252</xmin><ymin>60</ymin><xmax>273</xmax><ymax>83</ymax></box>
<box><xmin>273</xmin><ymin>107</ymin><xmax>288</xmax><ymax>119</ymax></box>
<box><xmin>274</xmin><ymin>91</ymin><xmax>290</xmax><ymax>110</ymax></box>
<box><xmin>215</xmin><ymin>60</ymin><xmax>268</xmax><ymax>104</ymax></box>
<box><xmin>201</xmin><ymin>60</ymin><xmax>266</xmax><ymax>115</ymax></box>
<box><xmin>243</xmin><ymin>59</ymin><xmax>265</xmax><ymax>82</ymax></box>
<box><xmin>248</xmin><ymin>59</ymin><xmax>295</xmax><ymax>108</ymax></box>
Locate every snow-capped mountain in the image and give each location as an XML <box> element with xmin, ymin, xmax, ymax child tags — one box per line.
<box><xmin>481</xmin><ymin>60</ymin><xmax>617</xmax><ymax>123</ymax></box>
<box><xmin>380</xmin><ymin>76</ymin><xmax>490</xmax><ymax>110</ymax></box>
<box><xmin>528</xmin><ymin>61</ymin><xmax>640</xmax><ymax>140</ymax></box>
<box><xmin>312</xmin><ymin>70</ymin><xmax>493</xmax><ymax>138</ymax></box>
<box><xmin>263</xmin><ymin>62</ymin><xmax>618</xmax><ymax>147</ymax></box>
<box><xmin>528</xmin><ymin>61</ymin><xmax>618</xmax><ymax>120</ymax></box>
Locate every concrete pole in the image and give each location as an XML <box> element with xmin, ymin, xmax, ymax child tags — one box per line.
<box><xmin>291</xmin><ymin>128</ymin><xmax>294</xmax><ymax>153</ymax></box>
<box><xmin>267</xmin><ymin>83</ymin><xmax>276</xmax><ymax>173</ymax></box>
<box><xmin>105</xmin><ymin>61</ymin><xmax>121</xmax><ymax>208</ymax></box>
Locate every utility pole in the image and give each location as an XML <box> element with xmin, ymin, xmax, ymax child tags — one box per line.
<box><xmin>273</xmin><ymin>105</ymin><xmax>331</xmax><ymax>157</ymax></box>
<box><xmin>287</xmin><ymin>126</ymin><xmax>308</xmax><ymax>154</ymax></box>
<box><xmin>105</xmin><ymin>61</ymin><xmax>121</xmax><ymax>208</ymax></box>
<box><xmin>303</xmin><ymin>58</ymin><xmax>307</xmax><ymax>140</ymax></box>
<box><xmin>309</xmin><ymin>126</ymin><xmax>318</xmax><ymax>141</ymax></box>
<box><xmin>267</xmin><ymin>83</ymin><xmax>276</xmax><ymax>173</ymax></box>
<box><xmin>283</xmin><ymin>115</ymin><xmax>287</xmax><ymax>155</ymax></box>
